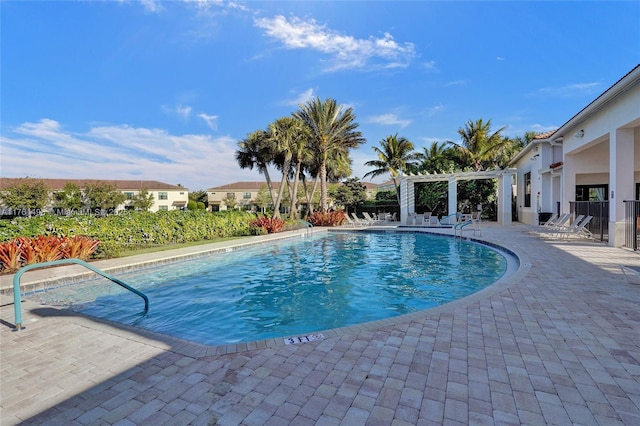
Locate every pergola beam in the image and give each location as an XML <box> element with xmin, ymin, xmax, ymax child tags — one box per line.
<box><xmin>399</xmin><ymin>169</ymin><xmax>516</xmax><ymax>225</ymax></box>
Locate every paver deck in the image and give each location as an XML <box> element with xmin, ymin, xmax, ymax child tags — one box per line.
<box><xmin>1</xmin><ymin>224</ymin><xmax>639</xmax><ymax>425</ymax></box>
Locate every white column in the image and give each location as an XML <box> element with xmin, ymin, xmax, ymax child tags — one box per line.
<box><xmin>407</xmin><ymin>181</ymin><xmax>415</xmax><ymax>222</ymax></box>
<box><xmin>562</xmin><ymin>154</ymin><xmax>576</xmax><ymax>214</ymax></box>
<box><xmin>400</xmin><ymin>178</ymin><xmax>408</xmax><ymax>225</ymax></box>
<box><xmin>448</xmin><ymin>178</ymin><xmax>457</xmax><ymax>216</ymax></box>
<box><xmin>609</xmin><ymin>128</ymin><xmax>635</xmax><ymax>247</ymax></box>
<box><xmin>400</xmin><ymin>178</ymin><xmax>416</xmax><ymax>225</ymax></box>
<box><xmin>497</xmin><ymin>173</ymin><xmax>513</xmax><ymax>225</ymax></box>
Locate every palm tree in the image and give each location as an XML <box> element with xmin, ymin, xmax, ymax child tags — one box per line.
<box><xmin>417</xmin><ymin>141</ymin><xmax>457</xmax><ymax>174</ymax></box>
<box><xmin>294</xmin><ymin>97</ymin><xmax>365</xmax><ymax>212</ymax></box>
<box><xmin>287</xmin><ymin>122</ymin><xmax>312</xmax><ymax>219</ymax></box>
<box><xmin>268</xmin><ymin>116</ymin><xmax>309</xmax><ymax>219</ymax></box>
<box><xmin>363</xmin><ymin>133</ymin><xmax>420</xmax><ymax>204</ymax></box>
<box><xmin>235</xmin><ymin>130</ymin><xmax>276</xmax><ymax>206</ymax></box>
<box><xmin>449</xmin><ymin>118</ymin><xmax>508</xmax><ymax>171</ymax></box>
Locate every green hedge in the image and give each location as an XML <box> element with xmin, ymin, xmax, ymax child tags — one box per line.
<box><xmin>0</xmin><ymin>210</ymin><xmax>258</xmax><ymax>258</ymax></box>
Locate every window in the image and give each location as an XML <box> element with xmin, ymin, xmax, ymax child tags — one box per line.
<box><xmin>226</xmin><ymin>192</ymin><xmax>236</xmax><ymax>199</ymax></box>
<box><xmin>243</xmin><ymin>192</ymin><xmax>251</xmax><ymax>199</ymax></box>
<box><xmin>158</xmin><ymin>205</ymin><xmax>168</xmax><ymax>211</ymax></box>
<box><xmin>524</xmin><ymin>172</ymin><xmax>531</xmax><ymax>207</ymax></box>
<box><xmin>158</xmin><ymin>192</ymin><xmax>168</xmax><ymax>200</ymax></box>
<box><xmin>575</xmin><ymin>185</ymin><xmax>608</xmax><ymax>202</ymax></box>
<box><xmin>124</xmin><ymin>192</ymin><xmax>134</xmax><ymax>200</ymax></box>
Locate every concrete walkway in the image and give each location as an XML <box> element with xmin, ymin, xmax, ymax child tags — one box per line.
<box><xmin>1</xmin><ymin>224</ymin><xmax>639</xmax><ymax>425</ymax></box>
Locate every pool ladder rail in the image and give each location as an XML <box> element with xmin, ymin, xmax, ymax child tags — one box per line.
<box><xmin>298</xmin><ymin>219</ymin><xmax>313</xmax><ymax>236</ymax></box>
<box><xmin>11</xmin><ymin>258</ymin><xmax>149</xmax><ymax>331</ymax></box>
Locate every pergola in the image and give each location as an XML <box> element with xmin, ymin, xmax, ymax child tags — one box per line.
<box><xmin>398</xmin><ymin>169</ymin><xmax>517</xmax><ymax>225</ymax></box>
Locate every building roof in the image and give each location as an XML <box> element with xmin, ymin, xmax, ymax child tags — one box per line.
<box><xmin>542</xmin><ymin>63</ymin><xmax>640</xmax><ymax>142</ymax></box>
<box><xmin>208</xmin><ymin>181</ymin><xmax>280</xmax><ymax>191</ymax></box>
<box><xmin>361</xmin><ymin>181</ymin><xmax>379</xmax><ymax>190</ymax></box>
<box><xmin>0</xmin><ymin>177</ymin><xmax>186</xmax><ymax>191</ymax></box>
<box><xmin>509</xmin><ymin>63</ymin><xmax>640</xmax><ymax>165</ymax></box>
<box><xmin>209</xmin><ymin>181</ymin><xmax>380</xmax><ymax>191</ymax></box>
<box><xmin>533</xmin><ymin>130</ymin><xmax>556</xmax><ymax>140</ymax></box>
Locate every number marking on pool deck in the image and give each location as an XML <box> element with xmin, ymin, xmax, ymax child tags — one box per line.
<box><xmin>284</xmin><ymin>333</ymin><xmax>325</xmax><ymax>345</ymax></box>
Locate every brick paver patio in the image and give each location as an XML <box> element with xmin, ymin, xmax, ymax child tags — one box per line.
<box><xmin>1</xmin><ymin>224</ymin><xmax>639</xmax><ymax>425</ymax></box>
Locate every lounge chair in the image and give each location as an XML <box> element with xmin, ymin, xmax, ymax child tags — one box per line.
<box><xmin>540</xmin><ymin>213</ymin><xmax>559</xmax><ymax>227</ymax></box>
<box><xmin>551</xmin><ymin>215</ymin><xmax>593</xmax><ymax>239</ymax></box>
<box><xmin>537</xmin><ymin>215</ymin><xmax>590</xmax><ymax>239</ymax></box>
<box><xmin>548</xmin><ymin>213</ymin><xmax>572</xmax><ymax>229</ymax></box>
<box><xmin>351</xmin><ymin>212</ymin><xmax>372</xmax><ymax>226</ymax></box>
<box><xmin>363</xmin><ymin>212</ymin><xmax>383</xmax><ymax>224</ymax></box>
<box><xmin>529</xmin><ymin>213</ymin><xmax>572</xmax><ymax>235</ymax></box>
<box><xmin>422</xmin><ymin>212</ymin><xmax>433</xmax><ymax>225</ymax></box>
<box><xmin>343</xmin><ymin>213</ymin><xmax>359</xmax><ymax>227</ymax></box>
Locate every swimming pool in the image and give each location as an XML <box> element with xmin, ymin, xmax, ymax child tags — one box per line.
<box><xmin>27</xmin><ymin>231</ymin><xmax>512</xmax><ymax>346</ymax></box>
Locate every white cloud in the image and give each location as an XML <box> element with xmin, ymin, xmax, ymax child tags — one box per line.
<box><xmin>287</xmin><ymin>88</ymin><xmax>315</xmax><ymax>106</ymax></box>
<box><xmin>176</xmin><ymin>104</ymin><xmax>192</xmax><ymax>120</ymax></box>
<box><xmin>118</xmin><ymin>0</ymin><xmax>164</xmax><ymax>13</ymax></box>
<box><xmin>422</xmin><ymin>61</ymin><xmax>437</xmax><ymax>71</ymax></box>
<box><xmin>419</xmin><ymin>137</ymin><xmax>447</xmax><ymax>145</ymax></box>
<box><xmin>427</xmin><ymin>104</ymin><xmax>445</xmax><ymax>116</ymax></box>
<box><xmin>254</xmin><ymin>15</ymin><xmax>416</xmax><ymax>71</ymax></box>
<box><xmin>141</xmin><ymin>0</ymin><xmax>164</xmax><ymax>13</ymax></box>
<box><xmin>198</xmin><ymin>113</ymin><xmax>218</xmax><ymax>130</ymax></box>
<box><xmin>163</xmin><ymin>104</ymin><xmax>192</xmax><ymax>120</ymax></box>
<box><xmin>366</xmin><ymin>113</ymin><xmax>411</xmax><ymax>129</ymax></box>
<box><xmin>444</xmin><ymin>80</ymin><xmax>466</xmax><ymax>87</ymax></box>
<box><xmin>1</xmin><ymin>119</ymin><xmax>262</xmax><ymax>190</ymax></box>
<box><xmin>533</xmin><ymin>82</ymin><xmax>601</xmax><ymax>98</ymax></box>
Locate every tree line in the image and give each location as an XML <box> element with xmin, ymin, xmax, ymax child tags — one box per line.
<box><xmin>236</xmin><ymin>95</ymin><xmax>537</xmax><ymax>218</ymax></box>
<box><xmin>363</xmin><ymin>119</ymin><xmax>537</xmax><ymax>216</ymax></box>
<box><xmin>2</xmin><ymin>100</ymin><xmax>537</xmax><ymax>221</ymax></box>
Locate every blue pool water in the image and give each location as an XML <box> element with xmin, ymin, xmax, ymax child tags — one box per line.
<box><xmin>29</xmin><ymin>231</ymin><xmax>510</xmax><ymax>346</ymax></box>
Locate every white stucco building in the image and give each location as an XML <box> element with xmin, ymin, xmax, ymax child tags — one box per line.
<box><xmin>510</xmin><ymin>64</ymin><xmax>640</xmax><ymax>247</ymax></box>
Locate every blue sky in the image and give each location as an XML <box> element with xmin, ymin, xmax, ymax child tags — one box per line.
<box><xmin>2</xmin><ymin>1</ymin><xmax>638</xmax><ymax>191</ymax></box>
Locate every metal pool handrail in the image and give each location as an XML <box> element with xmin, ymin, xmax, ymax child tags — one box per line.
<box><xmin>12</xmin><ymin>258</ymin><xmax>149</xmax><ymax>330</ymax></box>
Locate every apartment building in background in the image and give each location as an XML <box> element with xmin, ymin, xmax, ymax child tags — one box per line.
<box><xmin>0</xmin><ymin>178</ymin><xmax>189</xmax><ymax>214</ymax></box>
<box><xmin>207</xmin><ymin>181</ymin><xmax>379</xmax><ymax>212</ymax></box>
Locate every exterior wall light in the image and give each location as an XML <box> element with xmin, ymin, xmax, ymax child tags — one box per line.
<box><xmin>574</xmin><ymin>129</ymin><xmax>585</xmax><ymax>138</ymax></box>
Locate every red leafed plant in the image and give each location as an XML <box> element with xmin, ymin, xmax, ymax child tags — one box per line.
<box><xmin>0</xmin><ymin>240</ymin><xmax>23</xmax><ymax>273</ymax></box>
<box><xmin>0</xmin><ymin>235</ymin><xmax>101</xmax><ymax>273</ymax></box>
<box><xmin>23</xmin><ymin>235</ymin><xmax>65</xmax><ymax>263</ymax></box>
<box><xmin>61</xmin><ymin>236</ymin><xmax>100</xmax><ymax>261</ymax></box>
<box><xmin>17</xmin><ymin>237</ymin><xmax>39</xmax><ymax>265</ymax></box>
<box><xmin>308</xmin><ymin>210</ymin><xmax>347</xmax><ymax>227</ymax></box>
<box><xmin>250</xmin><ymin>216</ymin><xmax>285</xmax><ymax>234</ymax></box>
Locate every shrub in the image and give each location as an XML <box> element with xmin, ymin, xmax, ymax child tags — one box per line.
<box><xmin>61</xmin><ymin>236</ymin><xmax>101</xmax><ymax>261</ymax></box>
<box><xmin>250</xmin><ymin>216</ymin><xmax>285</xmax><ymax>234</ymax></box>
<box><xmin>0</xmin><ymin>235</ymin><xmax>100</xmax><ymax>273</ymax></box>
<box><xmin>0</xmin><ymin>210</ymin><xmax>258</xmax><ymax>261</ymax></box>
<box><xmin>19</xmin><ymin>235</ymin><xmax>65</xmax><ymax>263</ymax></box>
<box><xmin>308</xmin><ymin>210</ymin><xmax>346</xmax><ymax>227</ymax></box>
<box><xmin>0</xmin><ymin>240</ymin><xmax>22</xmax><ymax>273</ymax></box>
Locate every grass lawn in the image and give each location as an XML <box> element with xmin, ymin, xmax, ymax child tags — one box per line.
<box><xmin>117</xmin><ymin>237</ymin><xmax>242</xmax><ymax>257</ymax></box>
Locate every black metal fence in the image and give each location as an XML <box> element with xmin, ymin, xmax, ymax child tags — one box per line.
<box><xmin>569</xmin><ymin>201</ymin><xmax>609</xmax><ymax>242</ymax></box>
<box><xmin>623</xmin><ymin>200</ymin><xmax>640</xmax><ymax>251</ymax></box>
